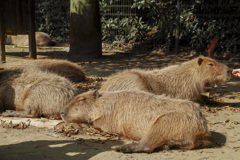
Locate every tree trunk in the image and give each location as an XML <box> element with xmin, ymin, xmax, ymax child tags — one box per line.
<box><xmin>69</xmin><ymin>0</ymin><xmax>102</xmax><ymax>60</ymax></box>
<box><xmin>0</xmin><ymin>1</ymin><xmax>6</xmax><ymax>63</ymax></box>
<box><xmin>28</xmin><ymin>0</ymin><xmax>37</xmax><ymax>59</ymax></box>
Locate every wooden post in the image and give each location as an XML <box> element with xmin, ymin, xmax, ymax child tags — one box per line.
<box><xmin>28</xmin><ymin>0</ymin><xmax>36</xmax><ymax>59</ymax></box>
<box><xmin>69</xmin><ymin>0</ymin><xmax>102</xmax><ymax>60</ymax></box>
<box><xmin>174</xmin><ymin>0</ymin><xmax>180</xmax><ymax>55</ymax></box>
<box><xmin>0</xmin><ymin>1</ymin><xmax>6</xmax><ymax>63</ymax></box>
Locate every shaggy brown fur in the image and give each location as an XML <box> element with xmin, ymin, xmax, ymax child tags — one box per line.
<box><xmin>3</xmin><ymin>59</ymin><xmax>86</xmax><ymax>82</ymax></box>
<box><xmin>100</xmin><ymin>56</ymin><xmax>230</xmax><ymax>100</ymax></box>
<box><xmin>5</xmin><ymin>32</ymin><xmax>56</xmax><ymax>46</ymax></box>
<box><xmin>61</xmin><ymin>90</ymin><xmax>210</xmax><ymax>153</ymax></box>
<box><xmin>0</xmin><ymin>69</ymin><xmax>78</xmax><ymax>119</ymax></box>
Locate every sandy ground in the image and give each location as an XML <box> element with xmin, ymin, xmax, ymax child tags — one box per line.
<box><xmin>0</xmin><ymin>46</ymin><xmax>240</xmax><ymax>160</ymax></box>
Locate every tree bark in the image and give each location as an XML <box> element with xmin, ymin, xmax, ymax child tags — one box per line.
<box><xmin>0</xmin><ymin>1</ymin><xmax>6</xmax><ymax>63</ymax></box>
<box><xmin>28</xmin><ymin>0</ymin><xmax>37</xmax><ymax>59</ymax></box>
<box><xmin>69</xmin><ymin>0</ymin><xmax>102</xmax><ymax>60</ymax></box>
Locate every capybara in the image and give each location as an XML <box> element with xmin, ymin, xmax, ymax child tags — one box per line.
<box><xmin>3</xmin><ymin>59</ymin><xmax>86</xmax><ymax>82</ymax></box>
<box><xmin>61</xmin><ymin>90</ymin><xmax>210</xmax><ymax>153</ymax></box>
<box><xmin>5</xmin><ymin>32</ymin><xmax>56</xmax><ymax>46</ymax></box>
<box><xmin>0</xmin><ymin>69</ymin><xmax>78</xmax><ymax>119</ymax></box>
<box><xmin>100</xmin><ymin>56</ymin><xmax>230</xmax><ymax>100</ymax></box>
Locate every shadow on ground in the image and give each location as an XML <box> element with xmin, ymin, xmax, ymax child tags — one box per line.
<box><xmin>0</xmin><ymin>131</ymin><xmax>227</xmax><ymax>160</ymax></box>
<box><xmin>210</xmin><ymin>131</ymin><xmax>227</xmax><ymax>148</ymax></box>
<box><xmin>0</xmin><ymin>139</ymin><xmax>120</xmax><ymax>160</ymax></box>
<box><xmin>204</xmin><ymin>76</ymin><xmax>240</xmax><ymax>108</ymax></box>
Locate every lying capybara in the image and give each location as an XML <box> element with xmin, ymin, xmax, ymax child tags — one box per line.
<box><xmin>61</xmin><ymin>90</ymin><xmax>210</xmax><ymax>153</ymax></box>
<box><xmin>3</xmin><ymin>59</ymin><xmax>86</xmax><ymax>82</ymax></box>
<box><xmin>100</xmin><ymin>56</ymin><xmax>230</xmax><ymax>100</ymax></box>
<box><xmin>5</xmin><ymin>32</ymin><xmax>56</xmax><ymax>46</ymax></box>
<box><xmin>0</xmin><ymin>69</ymin><xmax>78</xmax><ymax>119</ymax></box>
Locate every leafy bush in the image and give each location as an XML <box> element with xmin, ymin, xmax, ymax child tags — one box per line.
<box><xmin>35</xmin><ymin>0</ymin><xmax>240</xmax><ymax>55</ymax></box>
<box><xmin>100</xmin><ymin>0</ymin><xmax>240</xmax><ymax>54</ymax></box>
<box><xmin>35</xmin><ymin>0</ymin><xmax>70</xmax><ymax>42</ymax></box>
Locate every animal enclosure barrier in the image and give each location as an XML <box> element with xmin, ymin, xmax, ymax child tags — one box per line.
<box><xmin>30</xmin><ymin>0</ymin><xmax>240</xmax><ymax>55</ymax></box>
<box><xmin>0</xmin><ymin>0</ymin><xmax>36</xmax><ymax>62</ymax></box>
<box><xmin>100</xmin><ymin>0</ymin><xmax>137</xmax><ymax>42</ymax></box>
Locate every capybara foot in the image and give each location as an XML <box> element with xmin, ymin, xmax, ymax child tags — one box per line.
<box><xmin>1</xmin><ymin>110</ymin><xmax>18</xmax><ymax>117</ymax></box>
<box><xmin>111</xmin><ymin>142</ymin><xmax>153</xmax><ymax>153</ymax></box>
<box><xmin>1</xmin><ymin>110</ymin><xmax>36</xmax><ymax>118</ymax></box>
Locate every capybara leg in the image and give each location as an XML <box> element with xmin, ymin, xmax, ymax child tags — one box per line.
<box><xmin>111</xmin><ymin>142</ymin><xmax>152</xmax><ymax>153</ymax></box>
<box><xmin>111</xmin><ymin>114</ymin><xmax>177</xmax><ymax>153</ymax></box>
<box><xmin>139</xmin><ymin>113</ymin><xmax>198</xmax><ymax>151</ymax></box>
<box><xmin>1</xmin><ymin>105</ymin><xmax>39</xmax><ymax>118</ymax></box>
<box><xmin>23</xmin><ymin>105</ymin><xmax>40</xmax><ymax>118</ymax></box>
<box><xmin>0</xmin><ymin>110</ymin><xmax>34</xmax><ymax>118</ymax></box>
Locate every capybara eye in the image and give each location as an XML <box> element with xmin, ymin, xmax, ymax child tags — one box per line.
<box><xmin>208</xmin><ymin>63</ymin><xmax>214</xmax><ymax>66</ymax></box>
<box><xmin>78</xmin><ymin>98</ymin><xmax>86</xmax><ymax>102</ymax></box>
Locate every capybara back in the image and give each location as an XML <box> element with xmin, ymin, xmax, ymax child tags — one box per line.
<box><xmin>100</xmin><ymin>56</ymin><xmax>230</xmax><ymax>100</ymax></box>
<box><xmin>0</xmin><ymin>69</ymin><xmax>78</xmax><ymax>119</ymax></box>
<box><xmin>3</xmin><ymin>59</ymin><xmax>86</xmax><ymax>82</ymax></box>
<box><xmin>5</xmin><ymin>32</ymin><xmax>56</xmax><ymax>46</ymax></box>
<box><xmin>61</xmin><ymin>90</ymin><xmax>210</xmax><ymax>152</ymax></box>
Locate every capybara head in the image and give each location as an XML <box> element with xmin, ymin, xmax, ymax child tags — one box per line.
<box><xmin>61</xmin><ymin>90</ymin><xmax>101</xmax><ymax>123</ymax></box>
<box><xmin>194</xmin><ymin>56</ymin><xmax>230</xmax><ymax>84</ymax></box>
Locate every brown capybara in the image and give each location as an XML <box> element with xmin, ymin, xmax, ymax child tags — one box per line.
<box><xmin>5</xmin><ymin>32</ymin><xmax>56</xmax><ymax>46</ymax></box>
<box><xmin>0</xmin><ymin>69</ymin><xmax>78</xmax><ymax>119</ymax></box>
<box><xmin>3</xmin><ymin>59</ymin><xmax>86</xmax><ymax>82</ymax></box>
<box><xmin>100</xmin><ymin>56</ymin><xmax>230</xmax><ymax>100</ymax></box>
<box><xmin>61</xmin><ymin>90</ymin><xmax>210</xmax><ymax>153</ymax></box>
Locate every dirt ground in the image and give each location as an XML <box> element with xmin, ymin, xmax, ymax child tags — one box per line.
<box><xmin>0</xmin><ymin>45</ymin><xmax>240</xmax><ymax>160</ymax></box>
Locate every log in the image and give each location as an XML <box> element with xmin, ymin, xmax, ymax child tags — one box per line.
<box><xmin>0</xmin><ymin>116</ymin><xmax>63</xmax><ymax>129</ymax></box>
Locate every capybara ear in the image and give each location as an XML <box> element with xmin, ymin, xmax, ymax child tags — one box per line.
<box><xmin>198</xmin><ymin>58</ymin><xmax>203</xmax><ymax>65</ymax></box>
<box><xmin>93</xmin><ymin>90</ymin><xmax>101</xmax><ymax>99</ymax></box>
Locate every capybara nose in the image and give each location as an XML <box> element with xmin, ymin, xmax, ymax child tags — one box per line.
<box><xmin>226</xmin><ymin>70</ymin><xmax>232</xmax><ymax>80</ymax></box>
<box><xmin>227</xmin><ymin>70</ymin><xmax>231</xmax><ymax>74</ymax></box>
<box><xmin>227</xmin><ymin>70</ymin><xmax>232</xmax><ymax>77</ymax></box>
<box><xmin>60</xmin><ymin>111</ymin><xmax>65</xmax><ymax>116</ymax></box>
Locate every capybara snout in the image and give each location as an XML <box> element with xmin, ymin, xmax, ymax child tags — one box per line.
<box><xmin>60</xmin><ymin>105</ymin><xmax>70</xmax><ymax>122</ymax></box>
<box><xmin>60</xmin><ymin>110</ymin><xmax>65</xmax><ymax>118</ymax></box>
<box><xmin>61</xmin><ymin>90</ymin><xmax>100</xmax><ymax>123</ymax></box>
<box><xmin>198</xmin><ymin>57</ymin><xmax>230</xmax><ymax>83</ymax></box>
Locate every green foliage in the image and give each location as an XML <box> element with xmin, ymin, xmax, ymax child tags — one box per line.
<box><xmin>100</xmin><ymin>0</ymin><xmax>177</xmax><ymax>43</ymax></box>
<box><xmin>101</xmin><ymin>16</ymin><xmax>150</xmax><ymax>43</ymax></box>
<box><xmin>35</xmin><ymin>0</ymin><xmax>239</xmax><ymax>54</ymax></box>
<box><xmin>100</xmin><ymin>0</ymin><xmax>151</xmax><ymax>43</ymax></box>
<box><xmin>100</xmin><ymin>0</ymin><xmax>240</xmax><ymax>54</ymax></box>
<box><xmin>179</xmin><ymin>0</ymin><xmax>240</xmax><ymax>53</ymax></box>
<box><xmin>35</xmin><ymin>0</ymin><xmax>70</xmax><ymax>42</ymax></box>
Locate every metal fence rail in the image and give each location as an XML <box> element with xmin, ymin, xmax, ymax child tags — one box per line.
<box><xmin>33</xmin><ymin>0</ymin><xmax>240</xmax><ymax>54</ymax></box>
